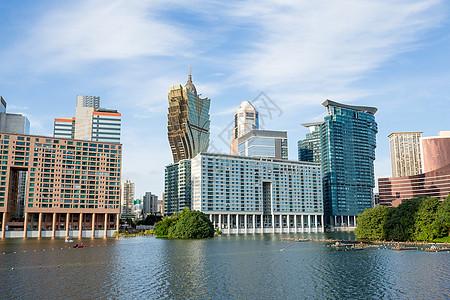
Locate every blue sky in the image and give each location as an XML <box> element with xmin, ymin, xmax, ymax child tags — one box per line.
<box><xmin>0</xmin><ymin>0</ymin><xmax>449</xmax><ymax>198</ymax></box>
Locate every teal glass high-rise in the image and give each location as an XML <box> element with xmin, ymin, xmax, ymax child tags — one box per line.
<box><xmin>320</xmin><ymin>100</ymin><xmax>377</xmax><ymax>226</ymax></box>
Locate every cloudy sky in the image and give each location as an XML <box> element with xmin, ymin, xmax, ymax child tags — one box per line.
<box><xmin>1</xmin><ymin>0</ymin><xmax>449</xmax><ymax>198</ymax></box>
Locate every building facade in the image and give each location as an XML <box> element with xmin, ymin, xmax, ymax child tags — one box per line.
<box><xmin>54</xmin><ymin>95</ymin><xmax>121</xmax><ymax>143</ymax></box>
<box><xmin>238</xmin><ymin>130</ymin><xmax>288</xmax><ymax>160</ymax></box>
<box><xmin>389</xmin><ymin>132</ymin><xmax>423</xmax><ymax>177</ymax></box>
<box><xmin>0</xmin><ymin>133</ymin><xmax>121</xmax><ymax>238</ymax></box>
<box><xmin>320</xmin><ymin>100</ymin><xmax>377</xmax><ymax>226</ymax></box>
<box><xmin>421</xmin><ymin>131</ymin><xmax>450</xmax><ymax>173</ymax></box>
<box><xmin>191</xmin><ymin>153</ymin><xmax>324</xmax><ymax>233</ymax></box>
<box><xmin>121</xmin><ymin>180</ymin><xmax>135</xmax><ymax>217</ymax></box>
<box><xmin>298</xmin><ymin>122</ymin><xmax>323</xmax><ymax>163</ymax></box>
<box><xmin>142</xmin><ymin>192</ymin><xmax>158</xmax><ymax>215</ymax></box>
<box><xmin>167</xmin><ymin>71</ymin><xmax>211</xmax><ymax>163</ymax></box>
<box><xmin>230</xmin><ymin>100</ymin><xmax>259</xmax><ymax>155</ymax></box>
<box><xmin>164</xmin><ymin>160</ymin><xmax>191</xmax><ymax>216</ymax></box>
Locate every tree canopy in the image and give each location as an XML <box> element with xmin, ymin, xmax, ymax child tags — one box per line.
<box><xmin>355</xmin><ymin>196</ymin><xmax>450</xmax><ymax>242</ymax></box>
<box><xmin>155</xmin><ymin>208</ymin><xmax>214</xmax><ymax>239</ymax></box>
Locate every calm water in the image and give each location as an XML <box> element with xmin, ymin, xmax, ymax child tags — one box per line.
<box><xmin>0</xmin><ymin>233</ymin><xmax>448</xmax><ymax>299</ymax></box>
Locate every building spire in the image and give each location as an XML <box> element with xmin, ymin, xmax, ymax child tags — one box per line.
<box><xmin>188</xmin><ymin>65</ymin><xmax>192</xmax><ymax>83</ymax></box>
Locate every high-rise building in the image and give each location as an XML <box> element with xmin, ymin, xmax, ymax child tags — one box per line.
<box><xmin>230</xmin><ymin>100</ymin><xmax>259</xmax><ymax>155</ymax></box>
<box><xmin>421</xmin><ymin>131</ymin><xmax>450</xmax><ymax>173</ymax></box>
<box><xmin>167</xmin><ymin>70</ymin><xmax>211</xmax><ymax>163</ymax></box>
<box><xmin>298</xmin><ymin>122</ymin><xmax>323</xmax><ymax>162</ymax></box>
<box><xmin>164</xmin><ymin>160</ymin><xmax>191</xmax><ymax>216</ymax></box>
<box><xmin>191</xmin><ymin>153</ymin><xmax>324</xmax><ymax>233</ymax></box>
<box><xmin>389</xmin><ymin>132</ymin><xmax>423</xmax><ymax>177</ymax></box>
<box><xmin>0</xmin><ymin>133</ymin><xmax>121</xmax><ymax>238</ymax></box>
<box><xmin>142</xmin><ymin>192</ymin><xmax>158</xmax><ymax>216</ymax></box>
<box><xmin>121</xmin><ymin>180</ymin><xmax>135</xmax><ymax>217</ymax></box>
<box><xmin>238</xmin><ymin>130</ymin><xmax>288</xmax><ymax>159</ymax></box>
<box><xmin>54</xmin><ymin>95</ymin><xmax>121</xmax><ymax>143</ymax></box>
<box><xmin>320</xmin><ymin>100</ymin><xmax>377</xmax><ymax>226</ymax></box>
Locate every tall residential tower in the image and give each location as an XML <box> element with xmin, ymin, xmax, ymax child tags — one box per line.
<box><xmin>230</xmin><ymin>100</ymin><xmax>259</xmax><ymax>155</ymax></box>
<box><xmin>389</xmin><ymin>132</ymin><xmax>423</xmax><ymax>177</ymax></box>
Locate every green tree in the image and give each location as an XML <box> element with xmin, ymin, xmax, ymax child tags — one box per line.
<box><xmin>155</xmin><ymin>214</ymin><xmax>178</xmax><ymax>237</ymax></box>
<box><xmin>168</xmin><ymin>208</ymin><xmax>214</xmax><ymax>239</ymax></box>
<box><xmin>355</xmin><ymin>205</ymin><xmax>393</xmax><ymax>240</ymax></box>
<box><xmin>413</xmin><ymin>197</ymin><xmax>441</xmax><ymax>241</ymax></box>
<box><xmin>433</xmin><ymin>195</ymin><xmax>450</xmax><ymax>238</ymax></box>
<box><xmin>385</xmin><ymin>197</ymin><xmax>422</xmax><ymax>241</ymax></box>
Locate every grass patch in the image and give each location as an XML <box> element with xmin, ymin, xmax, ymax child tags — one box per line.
<box><xmin>433</xmin><ymin>236</ymin><xmax>450</xmax><ymax>243</ymax></box>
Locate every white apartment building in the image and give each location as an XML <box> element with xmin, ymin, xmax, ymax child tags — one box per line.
<box><xmin>191</xmin><ymin>153</ymin><xmax>324</xmax><ymax>234</ymax></box>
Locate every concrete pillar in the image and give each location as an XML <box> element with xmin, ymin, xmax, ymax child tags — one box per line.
<box><xmin>104</xmin><ymin>213</ymin><xmax>108</xmax><ymax>238</ymax></box>
<box><xmin>37</xmin><ymin>213</ymin><xmax>42</xmax><ymax>238</ymax></box>
<box><xmin>1</xmin><ymin>212</ymin><xmax>6</xmax><ymax>238</ymax></box>
<box><xmin>244</xmin><ymin>214</ymin><xmax>248</xmax><ymax>234</ymax></box>
<box><xmin>116</xmin><ymin>213</ymin><xmax>120</xmax><ymax>235</ymax></box>
<box><xmin>92</xmin><ymin>213</ymin><xmax>96</xmax><ymax>238</ymax></box>
<box><xmin>294</xmin><ymin>215</ymin><xmax>298</xmax><ymax>233</ymax></box>
<box><xmin>272</xmin><ymin>214</ymin><xmax>275</xmax><ymax>232</ymax></box>
<box><xmin>253</xmin><ymin>214</ymin><xmax>256</xmax><ymax>233</ymax></box>
<box><xmin>315</xmin><ymin>215</ymin><xmax>318</xmax><ymax>233</ymax></box>
<box><xmin>236</xmin><ymin>214</ymin><xmax>239</xmax><ymax>234</ymax></box>
<box><xmin>209</xmin><ymin>214</ymin><xmax>213</xmax><ymax>222</ymax></box>
<box><xmin>354</xmin><ymin>215</ymin><xmax>357</xmax><ymax>227</ymax></box>
<box><xmin>321</xmin><ymin>215</ymin><xmax>324</xmax><ymax>232</ymax></box>
<box><xmin>65</xmin><ymin>213</ymin><xmax>70</xmax><ymax>238</ymax></box>
<box><xmin>23</xmin><ymin>212</ymin><xmax>28</xmax><ymax>238</ymax></box>
<box><xmin>79</xmin><ymin>213</ymin><xmax>83</xmax><ymax>239</ymax></box>
<box><xmin>334</xmin><ymin>215</ymin><xmax>337</xmax><ymax>227</ymax></box>
<box><xmin>308</xmin><ymin>215</ymin><xmax>311</xmax><ymax>233</ymax></box>
<box><xmin>218</xmin><ymin>214</ymin><xmax>221</xmax><ymax>230</ymax></box>
<box><xmin>227</xmin><ymin>214</ymin><xmax>231</xmax><ymax>234</ymax></box>
<box><xmin>301</xmin><ymin>215</ymin><xmax>304</xmax><ymax>232</ymax></box>
<box><xmin>287</xmin><ymin>215</ymin><xmax>291</xmax><ymax>232</ymax></box>
<box><xmin>51</xmin><ymin>213</ymin><xmax>56</xmax><ymax>238</ymax></box>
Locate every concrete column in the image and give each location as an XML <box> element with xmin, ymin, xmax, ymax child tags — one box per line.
<box><xmin>308</xmin><ymin>215</ymin><xmax>311</xmax><ymax>233</ymax></box>
<box><xmin>23</xmin><ymin>212</ymin><xmax>28</xmax><ymax>238</ymax></box>
<box><xmin>295</xmin><ymin>215</ymin><xmax>298</xmax><ymax>233</ymax></box>
<box><xmin>244</xmin><ymin>214</ymin><xmax>248</xmax><ymax>234</ymax></box>
<box><xmin>116</xmin><ymin>213</ymin><xmax>120</xmax><ymax>235</ymax></box>
<box><xmin>301</xmin><ymin>215</ymin><xmax>304</xmax><ymax>232</ymax></box>
<box><xmin>261</xmin><ymin>215</ymin><xmax>263</xmax><ymax>230</ymax></box>
<box><xmin>253</xmin><ymin>214</ymin><xmax>256</xmax><ymax>233</ymax></box>
<box><xmin>52</xmin><ymin>213</ymin><xmax>56</xmax><ymax>238</ymax></box>
<box><xmin>354</xmin><ymin>215</ymin><xmax>357</xmax><ymax>227</ymax></box>
<box><xmin>37</xmin><ymin>213</ymin><xmax>42</xmax><ymax>238</ymax></box>
<box><xmin>334</xmin><ymin>215</ymin><xmax>337</xmax><ymax>227</ymax></box>
<box><xmin>287</xmin><ymin>215</ymin><xmax>291</xmax><ymax>232</ymax></box>
<box><xmin>321</xmin><ymin>215</ymin><xmax>324</xmax><ymax>232</ymax></box>
<box><xmin>227</xmin><ymin>214</ymin><xmax>231</xmax><ymax>234</ymax></box>
<box><xmin>65</xmin><ymin>213</ymin><xmax>70</xmax><ymax>238</ymax></box>
<box><xmin>209</xmin><ymin>214</ymin><xmax>213</xmax><ymax>222</ymax></box>
<box><xmin>271</xmin><ymin>214</ymin><xmax>275</xmax><ymax>232</ymax></box>
<box><xmin>1</xmin><ymin>212</ymin><xmax>6</xmax><ymax>238</ymax></box>
<box><xmin>218</xmin><ymin>214</ymin><xmax>221</xmax><ymax>230</ymax></box>
<box><xmin>79</xmin><ymin>213</ymin><xmax>83</xmax><ymax>239</ymax></box>
<box><xmin>92</xmin><ymin>213</ymin><xmax>96</xmax><ymax>238</ymax></box>
<box><xmin>104</xmin><ymin>213</ymin><xmax>108</xmax><ymax>238</ymax></box>
<box><xmin>236</xmin><ymin>214</ymin><xmax>239</xmax><ymax>234</ymax></box>
<box><xmin>315</xmin><ymin>215</ymin><xmax>318</xmax><ymax>233</ymax></box>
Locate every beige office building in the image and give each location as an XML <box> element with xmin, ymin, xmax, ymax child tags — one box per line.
<box><xmin>121</xmin><ymin>180</ymin><xmax>135</xmax><ymax>217</ymax></box>
<box><xmin>0</xmin><ymin>133</ymin><xmax>121</xmax><ymax>238</ymax></box>
<box><xmin>389</xmin><ymin>132</ymin><xmax>423</xmax><ymax>177</ymax></box>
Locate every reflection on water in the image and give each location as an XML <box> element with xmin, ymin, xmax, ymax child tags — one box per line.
<box><xmin>0</xmin><ymin>233</ymin><xmax>449</xmax><ymax>299</ymax></box>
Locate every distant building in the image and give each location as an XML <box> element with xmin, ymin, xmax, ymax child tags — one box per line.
<box><xmin>121</xmin><ymin>180</ymin><xmax>135</xmax><ymax>217</ymax></box>
<box><xmin>298</xmin><ymin>122</ymin><xmax>323</xmax><ymax>163</ymax></box>
<box><xmin>164</xmin><ymin>160</ymin><xmax>191</xmax><ymax>216</ymax></box>
<box><xmin>54</xmin><ymin>95</ymin><xmax>121</xmax><ymax>143</ymax></box>
<box><xmin>389</xmin><ymin>132</ymin><xmax>423</xmax><ymax>177</ymax></box>
<box><xmin>379</xmin><ymin>131</ymin><xmax>450</xmax><ymax>206</ymax></box>
<box><xmin>238</xmin><ymin>130</ymin><xmax>288</xmax><ymax>160</ymax></box>
<box><xmin>167</xmin><ymin>69</ymin><xmax>210</xmax><ymax>163</ymax></box>
<box><xmin>230</xmin><ymin>100</ymin><xmax>259</xmax><ymax>155</ymax></box>
<box><xmin>143</xmin><ymin>192</ymin><xmax>158</xmax><ymax>215</ymax></box>
<box><xmin>191</xmin><ymin>153</ymin><xmax>323</xmax><ymax>233</ymax></box>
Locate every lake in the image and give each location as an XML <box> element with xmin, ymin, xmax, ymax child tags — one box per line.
<box><xmin>0</xmin><ymin>232</ymin><xmax>448</xmax><ymax>299</ymax></box>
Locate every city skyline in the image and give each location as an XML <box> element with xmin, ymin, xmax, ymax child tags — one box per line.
<box><xmin>1</xmin><ymin>1</ymin><xmax>450</xmax><ymax>197</ymax></box>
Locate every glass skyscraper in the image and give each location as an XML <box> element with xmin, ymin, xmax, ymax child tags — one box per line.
<box><xmin>164</xmin><ymin>160</ymin><xmax>191</xmax><ymax>216</ymax></box>
<box><xmin>298</xmin><ymin>100</ymin><xmax>377</xmax><ymax>226</ymax></box>
<box><xmin>167</xmin><ymin>70</ymin><xmax>211</xmax><ymax>163</ymax></box>
<box><xmin>238</xmin><ymin>130</ymin><xmax>288</xmax><ymax>160</ymax></box>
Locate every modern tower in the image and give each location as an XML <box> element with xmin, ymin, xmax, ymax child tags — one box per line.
<box><xmin>320</xmin><ymin>100</ymin><xmax>377</xmax><ymax>226</ymax></box>
<box><xmin>54</xmin><ymin>95</ymin><xmax>121</xmax><ymax>143</ymax></box>
<box><xmin>142</xmin><ymin>192</ymin><xmax>159</xmax><ymax>216</ymax></box>
<box><xmin>164</xmin><ymin>160</ymin><xmax>191</xmax><ymax>216</ymax></box>
<box><xmin>298</xmin><ymin>122</ymin><xmax>323</xmax><ymax>163</ymax></box>
<box><xmin>167</xmin><ymin>68</ymin><xmax>211</xmax><ymax>163</ymax></box>
<box><xmin>388</xmin><ymin>132</ymin><xmax>423</xmax><ymax>177</ymax></box>
<box><xmin>230</xmin><ymin>100</ymin><xmax>259</xmax><ymax>155</ymax></box>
